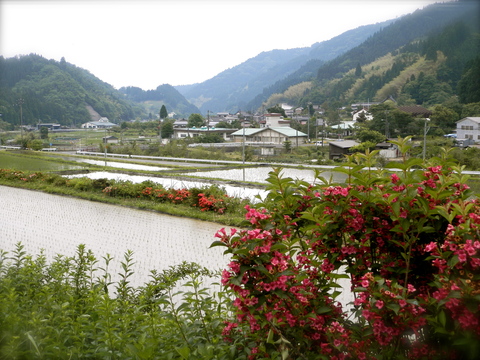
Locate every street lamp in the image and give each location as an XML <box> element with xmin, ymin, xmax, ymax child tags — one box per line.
<box><xmin>423</xmin><ymin>118</ymin><xmax>430</xmax><ymax>161</ymax></box>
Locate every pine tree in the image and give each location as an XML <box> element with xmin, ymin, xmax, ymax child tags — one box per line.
<box><xmin>160</xmin><ymin>105</ymin><xmax>168</xmax><ymax>120</ymax></box>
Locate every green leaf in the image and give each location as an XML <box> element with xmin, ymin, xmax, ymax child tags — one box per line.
<box><xmin>26</xmin><ymin>332</ymin><xmax>41</xmax><ymax>356</ymax></box>
<box><xmin>438</xmin><ymin>310</ymin><xmax>447</xmax><ymax>328</ymax></box>
<box><xmin>267</xmin><ymin>329</ymin><xmax>275</xmax><ymax>344</ymax></box>
<box><xmin>175</xmin><ymin>346</ymin><xmax>190</xmax><ymax>360</ymax></box>
<box><xmin>209</xmin><ymin>241</ymin><xmax>227</xmax><ymax>248</ymax></box>
<box><xmin>386</xmin><ymin>303</ymin><xmax>400</xmax><ymax>315</ymax></box>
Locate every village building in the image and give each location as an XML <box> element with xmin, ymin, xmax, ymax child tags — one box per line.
<box><xmin>230</xmin><ymin>127</ymin><xmax>307</xmax><ymax>145</ymax></box>
<box><xmin>352</xmin><ymin>108</ymin><xmax>373</xmax><ymax>122</ymax></box>
<box><xmin>172</xmin><ymin>127</ymin><xmax>236</xmax><ymax>141</ymax></box>
<box><xmin>36</xmin><ymin>123</ymin><xmax>61</xmax><ymax>131</ymax></box>
<box><xmin>102</xmin><ymin>135</ymin><xmax>119</xmax><ymax>144</ymax></box>
<box><xmin>81</xmin><ymin>117</ymin><xmax>117</xmax><ymax>129</ymax></box>
<box><xmin>329</xmin><ymin>140</ymin><xmax>360</xmax><ymax>160</ymax></box>
<box><xmin>260</xmin><ymin>113</ymin><xmax>291</xmax><ymax>128</ymax></box>
<box><xmin>456</xmin><ymin>117</ymin><xmax>480</xmax><ymax>142</ymax></box>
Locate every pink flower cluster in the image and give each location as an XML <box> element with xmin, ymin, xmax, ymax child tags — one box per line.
<box><xmin>217</xmin><ymin>162</ymin><xmax>480</xmax><ymax>359</ymax></box>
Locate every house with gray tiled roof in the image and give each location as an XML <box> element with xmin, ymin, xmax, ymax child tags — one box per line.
<box><xmin>230</xmin><ymin>127</ymin><xmax>307</xmax><ymax>145</ymax></box>
<box><xmin>81</xmin><ymin>117</ymin><xmax>117</xmax><ymax>129</ymax></box>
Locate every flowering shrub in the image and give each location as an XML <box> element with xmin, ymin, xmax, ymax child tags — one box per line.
<box><xmin>214</xmin><ymin>138</ymin><xmax>480</xmax><ymax>359</ymax></box>
<box><xmin>197</xmin><ymin>193</ymin><xmax>227</xmax><ymax>213</ymax></box>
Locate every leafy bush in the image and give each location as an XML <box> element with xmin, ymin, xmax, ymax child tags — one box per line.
<box><xmin>214</xmin><ymin>137</ymin><xmax>480</xmax><ymax>359</ymax></box>
<box><xmin>0</xmin><ymin>243</ymin><xmax>245</xmax><ymax>359</ymax></box>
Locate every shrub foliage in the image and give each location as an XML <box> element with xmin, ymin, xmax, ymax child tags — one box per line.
<box><xmin>214</xmin><ymin>138</ymin><xmax>480</xmax><ymax>359</ymax></box>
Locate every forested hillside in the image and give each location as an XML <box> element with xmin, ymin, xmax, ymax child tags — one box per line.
<box><xmin>119</xmin><ymin>84</ymin><xmax>200</xmax><ymax>119</ymax></box>
<box><xmin>248</xmin><ymin>0</ymin><xmax>480</xmax><ymax>111</ymax></box>
<box><xmin>179</xmin><ymin>20</ymin><xmax>392</xmax><ymax>114</ymax></box>
<box><xmin>0</xmin><ymin>55</ymin><xmax>145</xmax><ymax>129</ymax></box>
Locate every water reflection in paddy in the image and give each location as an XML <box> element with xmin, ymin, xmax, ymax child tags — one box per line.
<box><xmin>67</xmin><ymin>171</ymin><xmax>268</xmax><ymax>201</ymax></box>
<box><xmin>75</xmin><ymin>159</ymin><xmax>170</xmax><ymax>171</ymax></box>
<box><xmin>190</xmin><ymin>167</ymin><xmax>347</xmax><ymax>184</ymax></box>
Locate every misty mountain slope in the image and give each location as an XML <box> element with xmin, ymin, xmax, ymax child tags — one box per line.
<box><xmin>178</xmin><ymin>20</ymin><xmax>392</xmax><ymax>114</ymax></box>
<box><xmin>247</xmin><ymin>0</ymin><xmax>480</xmax><ymax>111</ymax></box>
<box><xmin>261</xmin><ymin>7</ymin><xmax>479</xmax><ymax>112</ymax></box>
<box><xmin>0</xmin><ymin>54</ymin><xmax>144</xmax><ymax>127</ymax></box>
<box><xmin>119</xmin><ymin>84</ymin><xmax>200</xmax><ymax>118</ymax></box>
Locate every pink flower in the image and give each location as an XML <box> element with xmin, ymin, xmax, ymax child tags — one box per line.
<box><xmin>390</xmin><ymin>173</ymin><xmax>400</xmax><ymax>184</ymax></box>
<box><xmin>375</xmin><ymin>300</ymin><xmax>384</xmax><ymax>309</ymax></box>
<box><xmin>457</xmin><ymin>250</ymin><xmax>467</xmax><ymax>263</ymax></box>
<box><xmin>425</xmin><ymin>242</ymin><xmax>437</xmax><ymax>253</ymax></box>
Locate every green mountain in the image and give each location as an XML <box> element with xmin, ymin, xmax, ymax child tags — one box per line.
<box><xmin>177</xmin><ymin>20</ymin><xmax>394</xmax><ymax>114</ymax></box>
<box><xmin>0</xmin><ymin>54</ymin><xmax>146</xmax><ymax>129</ymax></box>
<box><xmin>118</xmin><ymin>85</ymin><xmax>200</xmax><ymax>119</ymax></box>
<box><xmin>0</xmin><ymin>55</ymin><xmax>198</xmax><ymax>130</ymax></box>
<box><xmin>251</xmin><ymin>0</ymin><xmax>480</xmax><ymax>111</ymax></box>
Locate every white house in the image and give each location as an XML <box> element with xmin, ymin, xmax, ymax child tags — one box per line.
<box><xmin>330</xmin><ymin>121</ymin><xmax>356</xmax><ymax>137</ymax></box>
<box><xmin>456</xmin><ymin>117</ymin><xmax>480</xmax><ymax>142</ymax></box>
<box><xmin>173</xmin><ymin>127</ymin><xmax>236</xmax><ymax>141</ymax></box>
<box><xmin>230</xmin><ymin>127</ymin><xmax>307</xmax><ymax>145</ymax></box>
<box><xmin>352</xmin><ymin>108</ymin><xmax>373</xmax><ymax>122</ymax></box>
<box><xmin>81</xmin><ymin>117</ymin><xmax>117</xmax><ymax>129</ymax></box>
<box><xmin>261</xmin><ymin>113</ymin><xmax>291</xmax><ymax>128</ymax></box>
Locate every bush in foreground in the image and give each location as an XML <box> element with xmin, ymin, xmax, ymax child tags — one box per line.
<box><xmin>214</xmin><ymin>138</ymin><xmax>480</xmax><ymax>359</ymax></box>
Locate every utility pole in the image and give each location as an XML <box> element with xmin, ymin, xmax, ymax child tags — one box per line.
<box><xmin>385</xmin><ymin>110</ymin><xmax>390</xmax><ymax>139</ymax></box>
<box><xmin>423</xmin><ymin>118</ymin><xmax>430</xmax><ymax>161</ymax></box>
<box><xmin>17</xmin><ymin>98</ymin><xmax>24</xmax><ymax>139</ymax></box>
<box><xmin>308</xmin><ymin>102</ymin><xmax>312</xmax><ymax>142</ymax></box>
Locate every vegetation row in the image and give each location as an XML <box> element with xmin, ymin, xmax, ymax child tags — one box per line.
<box><xmin>0</xmin><ymin>168</ymin><xmax>250</xmax><ymax>227</ymax></box>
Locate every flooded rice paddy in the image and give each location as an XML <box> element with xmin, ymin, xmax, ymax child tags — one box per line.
<box><xmin>185</xmin><ymin>167</ymin><xmax>347</xmax><ymax>184</ymax></box>
<box><xmin>67</xmin><ymin>171</ymin><xmax>269</xmax><ymax>201</ymax></box>
<box><xmin>0</xmin><ymin>186</ymin><xmax>230</xmax><ymax>288</ymax></box>
<box><xmin>66</xmin><ymin>166</ymin><xmax>347</xmax><ymax>201</ymax></box>
<box><xmin>76</xmin><ymin>159</ymin><xmax>170</xmax><ymax>171</ymax></box>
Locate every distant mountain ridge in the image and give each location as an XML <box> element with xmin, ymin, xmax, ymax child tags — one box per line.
<box><xmin>0</xmin><ymin>54</ymin><xmax>145</xmax><ymax>128</ymax></box>
<box><xmin>257</xmin><ymin>0</ymin><xmax>480</xmax><ymax>111</ymax></box>
<box><xmin>0</xmin><ymin>55</ymin><xmax>198</xmax><ymax>128</ymax></box>
<box><xmin>118</xmin><ymin>85</ymin><xmax>200</xmax><ymax>118</ymax></box>
<box><xmin>176</xmin><ymin>20</ymin><xmax>394</xmax><ymax>114</ymax></box>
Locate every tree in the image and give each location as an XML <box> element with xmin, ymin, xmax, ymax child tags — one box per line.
<box><xmin>39</xmin><ymin>126</ymin><xmax>49</xmax><ymax>139</ymax></box>
<box><xmin>355</xmin><ymin>128</ymin><xmax>385</xmax><ymax>144</ymax></box>
<box><xmin>458</xmin><ymin>57</ymin><xmax>480</xmax><ymax>104</ymax></box>
<box><xmin>188</xmin><ymin>113</ymin><xmax>204</xmax><ymax>128</ymax></box>
<box><xmin>461</xmin><ymin>102</ymin><xmax>480</xmax><ymax>117</ymax></box>
<box><xmin>160</xmin><ymin>119</ymin><xmax>174</xmax><ymax>138</ymax></box>
<box><xmin>160</xmin><ymin>105</ymin><xmax>168</xmax><ymax>120</ymax></box>
<box><xmin>355</xmin><ymin>62</ymin><xmax>362</xmax><ymax>77</ymax></box>
<box><xmin>266</xmin><ymin>105</ymin><xmax>286</xmax><ymax>117</ymax></box>
<box><xmin>430</xmin><ymin>105</ymin><xmax>459</xmax><ymax>132</ymax></box>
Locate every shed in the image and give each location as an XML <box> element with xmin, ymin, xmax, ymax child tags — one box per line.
<box><xmin>329</xmin><ymin>140</ymin><xmax>360</xmax><ymax>160</ymax></box>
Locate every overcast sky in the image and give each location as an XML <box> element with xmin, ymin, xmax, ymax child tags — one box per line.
<box><xmin>1</xmin><ymin>0</ymin><xmax>442</xmax><ymax>90</ymax></box>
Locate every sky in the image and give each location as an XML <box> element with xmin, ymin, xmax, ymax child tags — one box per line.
<box><xmin>1</xmin><ymin>0</ymin><xmax>442</xmax><ymax>91</ymax></box>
